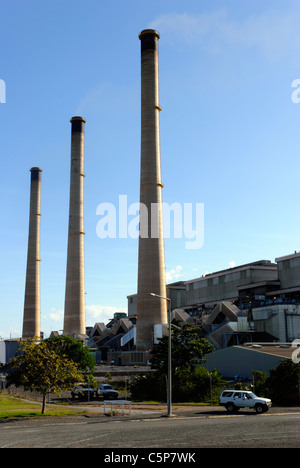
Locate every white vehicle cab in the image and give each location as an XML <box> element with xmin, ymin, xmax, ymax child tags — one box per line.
<box><xmin>219</xmin><ymin>390</ymin><xmax>272</xmax><ymax>414</ymax></box>
<box><xmin>97</xmin><ymin>383</ymin><xmax>119</xmax><ymax>400</ymax></box>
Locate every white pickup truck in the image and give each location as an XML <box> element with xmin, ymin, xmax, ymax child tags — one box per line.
<box><xmin>219</xmin><ymin>390</ymin><xmax>272</xmax><ymax>414</ymax></box>
<box><xmin>97</xmin><ymin>383</ymin><xmax>119</xmax><ymax>400</ymax></box>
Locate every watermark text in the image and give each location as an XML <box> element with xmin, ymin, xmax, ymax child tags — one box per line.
<box><xmin>96</xmin><ymin>195</ymin><xmax>204</xmax><ymax>250</ymax></box>
<box><xmin>291</xmin><ymin>79</ymin><xmax>300</xmax><ymax>104</ymax></box>
<box><xmin>0</xmin><ymin>79</ymin><xmax>6</xmax><ymax>103</ymax></box>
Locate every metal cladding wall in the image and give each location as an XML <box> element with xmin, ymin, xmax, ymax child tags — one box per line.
<box><xmin>185</xmin><ymin>263</ymin><xmax>278</xmax><ymax>306</ymax></box>
<box><xmin>0</xmin><ymin>340</ymin><xmax>20</xmax><ymax>364</ymax></box>
<box><xmin>22</xmin><ymin>167</ymin><xmax>42</xmax><ymax>339</ymax></box>
<box><xmin>276</xmin><ymin>253</ymin><xmax>300</xmax><ymax>289</ymax></box>
<box><xmin>63</xmin><ymin>117</ymin><xmax>86</xmax><ymax>337</ymax></box>
<box><xmin>136</xmin><ymin>30</ymin><xmax>168</xmax><ymax>351</ymax></box>
<box><xmin>203</xmin><ymin>345</ymin><xmax>284</xmax><ymax>378</ymax></box>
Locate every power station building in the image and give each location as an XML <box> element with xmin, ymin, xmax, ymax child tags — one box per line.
<box><xmin>2</xmin><ymin>29</ymin><xmax>299</xmax><ymax>374</ymax></box>
<box><xmin>125</xmin><ymin>253</ymin><xmax>300</xmax><ymax>358</ymax></box>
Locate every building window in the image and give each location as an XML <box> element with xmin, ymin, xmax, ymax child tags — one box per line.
<box><xmin>130</xmin><ymin>352</ymin><xmax>144</xmax><ymax>363</ymax></box>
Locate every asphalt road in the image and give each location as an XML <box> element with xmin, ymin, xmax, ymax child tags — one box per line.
<box><xmin>1</xmin><ymin>406</ymin><xmax>300</xmax><ymax>450</ymax></box>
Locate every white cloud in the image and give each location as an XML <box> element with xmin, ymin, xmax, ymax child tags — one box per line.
<box><xmin>0</xmin><ymin>327</ymin><xmax>21</xmax><ymax>340</ymax></box>
<box><xmin>149</xmin><ymin>6</ymin><xmax>300</xmax><ymax>62</ymax></box>
<box><xmin>48</xmin><ymin>308</ymin><xmax>63</xmax><ymax>322</ymax></box>
<box><xmin>229</xmin><ymin>260</ymin><xmax>236</xmax><ymax>269</ymax></box>
<box><xmin>166</xmin><ymin>265</ymin><xmax>184</xmax><ymax>283</ymax></box>
<box><xmin>85</xmin><ymin>304</ymin><xmax>127</xmax><ymax>325</ymax></box>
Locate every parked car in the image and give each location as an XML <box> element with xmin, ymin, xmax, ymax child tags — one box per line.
<box><xmin>71</xmin><ymin>383</ymin><xmax>96</xmax><ymax>400</ymax></box>
<box><xmin>219</xmin><ymin>390</ymin><xmax>272</xmax><ymax>414</ymax></box>
<box><xmin>97</xmin><ymin>383</ymin><xmax>119</xmax><ymax>400</ymax></box>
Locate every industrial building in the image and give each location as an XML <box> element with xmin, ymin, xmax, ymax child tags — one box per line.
<box><xmin>83</xmin><ymin>251</ymin><xmax>300</xmax><ymax>367</ymax></box>
<box><xmin>1</xmin><ymin>26</ymin><xmax>299</xmax><ymax>382</ymax></box>
<box><xmin>202</xmin><ymin>342</ymin><xmax>296</xmax><ymax>379</ymax></box>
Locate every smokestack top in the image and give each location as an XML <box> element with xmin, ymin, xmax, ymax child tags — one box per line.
<box><xmin>70</xmin><ymin>116</ymin><xmax>86</xmax><ymax>133</ymax></box>
<box><xmin>30</xmin><ymin>167</ymin><xmax>42</xmax><ymax>172</ymax></box>
<box><xmin>30</xmin><ymin>167</ymin><xmax>42</xmax><ymax>180</ymax></box>
<box><xmin>139</xmin><ymin>29</ymin><xmax>160</xmax><ymax>51</ymax></box>
<box><xmin>139</xmin><ymin>29</ymin><xmax>160</xmax><ymax>39</ymax></box>
<box><xmin>70</xmin><ymin>116</ymin><xmax>86</xmax><ymax>123</ymax></box>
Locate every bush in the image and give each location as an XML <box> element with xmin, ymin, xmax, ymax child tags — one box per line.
<box><xmin>129</xmin><ymin>373</ymin><xmax>166</xmax><ymax>402</ymax></box>
<box><xmin>252</xmin><ymin>370</ymin><xmax>267</xmax><ymax>396</ymax></box>
<box><xmin>129</xmin><ymin>366</ymin><xmax>226</xmax><ymax>403</ymax></box>
<box><xmin>265</xmin><ymin>360</ymin><xmax>300</xmax><ymax>406</ymax></box>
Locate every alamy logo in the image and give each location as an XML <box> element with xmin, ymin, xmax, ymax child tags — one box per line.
<box><xmin>291</xmin><ymin>79</ymin><xmax>300</xmax><ymax>104</ymax></box>
<box><xmin>0</xmin><ymin>79</ymin><xmax>6</xmax><ymax>103</ymax></box>
<box><xmin>291</xmin><ymin>339</ymin><xmax>300</xmax><ymax>364</ymax></box>
<box><xmin>96</xmin><ymin>195</ymin><xmax>204</xmax><ymax>250</ymax></box>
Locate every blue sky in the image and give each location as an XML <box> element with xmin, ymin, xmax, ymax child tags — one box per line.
<box><xmin>0</xmin><ymin>0</ymin><xmax>299</xmax><ymax>339</ymax></box>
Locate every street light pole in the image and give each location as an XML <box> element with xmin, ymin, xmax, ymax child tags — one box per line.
<box><xmin>148</xmin><ymin>292</ymin><xmax>173</xmax><ymax>417</ymax></box>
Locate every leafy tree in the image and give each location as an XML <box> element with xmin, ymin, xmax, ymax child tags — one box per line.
<box><xmin>251</xmin><ymin>370</ymin><xmax>268</xmax><ymax>396</ymax></box>
<box><xmin>265</xmin><ymin>359</ymin><xmax>300</xmax><ymax>405</ymax></box>
<box><xmin>129</xmin><ymin>373</ymin><xmax>166</xmax><ymax>402</ymax></box>
<box><xmin>130</xmin><ymin>324</ymin><xmax>216</xmax><ymax>402</ymax></box>
<box><xmin>174</xmin><ymin>366</ymin><xmax>226</xmax><ymax>403</ymax></box>
<box><xmin>45</xmin><ymin>335</ymin><xmax>95</xmax><ymax>372</ymax></box>
<box><xmin>150</xmin><ymin>324</ymin><xmax>214</xmax><ymax>374</ymax></box>
<box><xmin>4</xmin><ymin>338</ymin><xmax>82</xmax><ymax>413</ymax></box>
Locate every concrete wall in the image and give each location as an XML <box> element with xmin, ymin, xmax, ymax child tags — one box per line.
<box><xmin>108</xmin><ymin>350</ymin><xmax>152</xmax><ymax>366</ymax></box>
<box><xmin>185</xmin><ymin>264</ymin><xmax>278</xmax><ymax>306</ymax></box>
<box><xmin>64</xmin><ymin>117</ymin><xmax>86</xmax><ymax>337</ymax></box>
<box><xmin>252</xmin><ymin>304</ymin><xmax>300</xmax><ymax>342</ymax></box>
<box><xmin>277</xmin><ymin>254</ymin><xmax>300</xmax><ymax>289</ymax></box>
<box><xmin>136</xmin><ymin>30</ymin><xmax>167</xmax><ymax>350</ymax></box>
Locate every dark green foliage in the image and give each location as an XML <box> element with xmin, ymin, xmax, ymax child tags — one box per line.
<box><xmin>150</xmin><ymin>324</ymin><xmax>214</xmax><ymax>373</ymax></box>
<box><xmin>265</xmin><ymin>359</ymin><xmax>300</xmax><ymax>405</ymax></box>
<box><xmin>45</xmin><ymin>335</ymin><xmax>95</xmax><ymax>372</ymax></box>
<box><xmin>130</xmin><ymin>324</ymin><xmax>222</xmax><ymax>402</ymax></box>
<box><xmin>252</xmin><ymin>370</ymin><xmax>268</xmax><ymax>396</ymax></box>
<box><xmin>129</xmin><ymin>366</ymin><xmax>226</xmax><ymax>403</ymax></box>
<box><xmin>173</xmin><ymin>366</ymin><xmax>225</xmax><ymax>403</ymax></box>
<box><xmin>130</xmin><ymin>373</ymin><xmax>167</xmax><ymax>402</ymax></box>
<box><xmin>251</xmin><ymin>361</ymin><xmax>300</xmax><ymax>405</ymax></box>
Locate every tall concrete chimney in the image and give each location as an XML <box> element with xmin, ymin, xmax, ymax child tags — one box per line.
<box><xmin>136</xmin><ymin>30</ymin><xmax>168</xmax><ymax>350</ymax></box>
<box><xmin>63</xmin><ymin>116</ymin><xmax>86</xmax><ymax>337</ymax></box>
<box><xmin>22</xmin><ymin>167</ymin><xmax>42</xmax><ymax>339</ymax></box>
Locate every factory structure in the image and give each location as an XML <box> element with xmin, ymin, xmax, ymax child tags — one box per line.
<box><xmin>1</xmin><ymin>30</ymin><xmax>300</xmax><ymax>377</ymax></box>
<box><xmin>64</xmin><ymin>116</ymin><xmax>87</xmax><ymax>337</ymax></box>
<box><xmin>22</xmin><ymin>167</ymin><xmax>42</xmax><ymax>339</ymax></box>
<box><xmin>136</xmin><ymin>30</ymin><xmax>168</xmax><ymax>351</ymax></box>
<box><xmin>97</xmin><ymin>253</ymin><xmax>300</xmax><ymax>367</ymax></box>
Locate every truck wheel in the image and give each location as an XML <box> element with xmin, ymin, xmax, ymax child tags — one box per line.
<box><xmin>255</xmin><ymin>404</ymin><xmax>265</xmax><ymax>414</ymax></box>
<box><xmin>226</xmin><ymin>403</ymin><xmax>237</xmax><ymax>414</ymax></box>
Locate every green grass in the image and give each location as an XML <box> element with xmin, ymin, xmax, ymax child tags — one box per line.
<box><xmin>0</xmin><ymin>393</ymin><xmax>87</xmax><ymax>419</ymax></box>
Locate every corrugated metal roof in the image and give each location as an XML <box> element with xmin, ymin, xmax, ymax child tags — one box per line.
<box><xmin>235</xmin><ymin>343</ymin><xmax>294</xmax><ymax>359</ymax></box>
